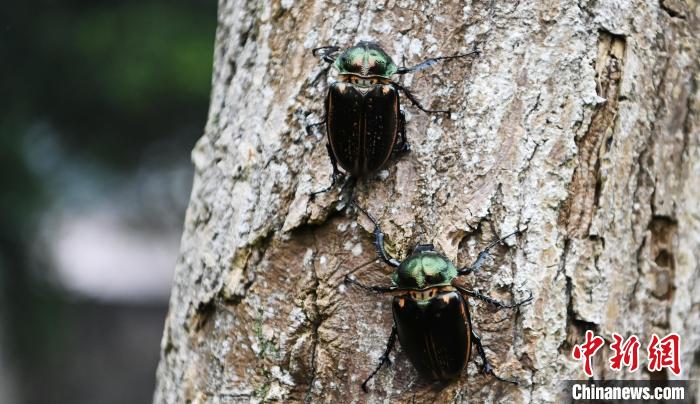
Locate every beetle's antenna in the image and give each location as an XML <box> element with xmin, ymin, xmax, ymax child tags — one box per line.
<box><xmin>391</xmin><ymin>47</ymin><xmax>479</xmax><ymax>114</ymax></box>
<box><xmin>344</xmin><ymin>274</ymin><xmax>397</xmax><ymax>294</ymax></box>
<box><xmin>457</xmin><ymin>229</ymin><xmax>522</xmax><ymax>276</ymax></box>
<box><xmin>342</xmin><ymin>257</ymin><xmax>380</xmax><ymax>277</ymax></box>
<box><xmin>395</xmin><ymin>48</ymin><xmax>479</xmax><ymax>75</ymax></box>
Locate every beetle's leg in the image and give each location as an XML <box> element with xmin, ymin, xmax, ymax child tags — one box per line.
<box><xmin>395</xmin><ymin>48</ymin><xmax>479</xmax><ymax>75</ymax></box>
<box><xmin>464</xmin><ymin>302</ymin><xmax>519</xmax><ymax>385</ymax></box>
<box><xmin>344</xmin><ymin>274</ymin><xmax>397</xmax><ymax>293</ymax></box>
<box><xmin>337</xmin><ymin>175</ymin><xmax>358</xmax><ymax>210</ymax></box>
<box><xmin>393</xmin><ymin>83</ymin><xmax>451</xmax><ymax>115</ymax></box>
<box><xmin>307</xmin><ymin>89</ymin><xmax>329</xmax><ymax>137</ymax></box>
<box><xmin>327</xmin><ymin>144</ymin><xmax>344</xmax><ymax>184</ymax></box>
<box><xmin>360</xmin><ymin>325</ymin><xmax>397</xmax><ymax>392</ymax></box>
<box><xmin>454</xmin><ymin>285</ymin><xmax>533</xmax><ymax>311</ymax></box>
<box><xmin>393</xmin><ymin>110</ymin><xmax>410</xmax><ymax>154</ymax></box>
<box><xmin>353</xmin><ymin>201</ymin><xmax>401</xmax><ymax>267</ymax></box>
<box><xmin>310</xmin><ymin>143</ymin><xmax>344</xmax><ymax>199</ymax></box>
<box><xmin>312</xmin><ymin>45</ymin><xmax>341</xmax><ymax>64</ymax></box>
<box><xmin>305</xmin><ymin>120</ymin><xmax>326</xmax><ymax>136</ymax></box>
<box><xmin>457</xmin><ymin>230</ymin><xmax>520</xmax><ymax>276</ymax></box>
<box><xmin>471</xmin><ymin>329</ymin><xmax>519</xmax><ymax>385</ymax></box>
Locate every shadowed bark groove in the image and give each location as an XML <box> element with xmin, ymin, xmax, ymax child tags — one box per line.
<box><xmin>155</xmin><ymin>1</ymin><xmax>700</xmax><ymax>402</ymax></box>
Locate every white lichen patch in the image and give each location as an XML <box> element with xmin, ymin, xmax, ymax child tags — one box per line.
<box><xmin>350</xmin><ymin>243</ymin><xmax>363</xmax><ymax>256</ymax></box>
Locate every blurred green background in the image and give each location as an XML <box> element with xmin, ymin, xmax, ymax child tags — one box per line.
<box><xmin>0</xmin><ymin>0</ymin><xmax>216</xmax><ymax>403</ymax></box>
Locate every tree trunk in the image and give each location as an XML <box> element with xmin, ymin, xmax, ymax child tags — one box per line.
<box><xmin>154</xmin><ymin>1</ymin><xmax>700</xmax><ymax>402</ymax></box>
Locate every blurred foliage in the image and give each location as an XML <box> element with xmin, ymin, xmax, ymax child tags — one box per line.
<box><xmin>1</xmin><ymin>0</ymin><xmax>216</xmax><ymax>235</ymax></box>
<box><xmin>0</xmin><ymin>0</ymin><xmax>216</xmax><ymax>403</ymax></box>
<box><xmin>1</xmin><ymin>0</ymin><xmax>215</xmax><ymax>167</ymax></box>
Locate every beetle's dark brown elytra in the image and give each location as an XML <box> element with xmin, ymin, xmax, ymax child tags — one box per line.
<box><xmin>345</xmin><ymin>202</ymin><xmax>532</xmax><ymax>391</ymax></box>
<box><xmin>307</xmin><ymin>41</ymin><xmax>478</xmax><ymax>197</ymax></box>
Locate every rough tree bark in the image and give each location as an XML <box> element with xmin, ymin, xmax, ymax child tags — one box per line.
<box><xmin>154</xmin><ymin>0</ymin><xmax>700</xmax><ymax>402</ymax></box>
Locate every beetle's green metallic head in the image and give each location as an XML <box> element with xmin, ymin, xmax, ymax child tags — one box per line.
<box><xmin>392</xmin><ymin>248</ymin><xmax>459</xmax><ymax>290</ymax></box>
<box><xmin>334</xmin><ymin>41</ymin><xmax>398</xmax><ymax>78</ymax></box>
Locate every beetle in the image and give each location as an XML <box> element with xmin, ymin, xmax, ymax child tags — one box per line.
<box><xmin>308</xmin><ymin>41</ymin><xmax>478</xmax><ymax>197</ymax></box>
<box><xmin>344</xmin><ymin>202</ymin><xmax>532</xmax><ymax>391</ymax></box>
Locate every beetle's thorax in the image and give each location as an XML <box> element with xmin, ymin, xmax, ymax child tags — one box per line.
<box><xmin>393</xmin><ymin>251</ymin><xmax>459</xmax><ymax>290</ymax></box>
<box><xmin>334</xmin><ymin>41</ymin><xmax>398</xmax><ymax>78</ymax></box>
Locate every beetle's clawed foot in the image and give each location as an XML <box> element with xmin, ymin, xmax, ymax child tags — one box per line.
<box><xmin>396</xmin><ymin>142</ymin><xmax>411</xmax><ymax>155</ymax></box>
<box><xmin>360</xmin><ymin>381</ymin><xmax>371</xmax><ymax>393</ymax></box>
<box><xmin>305</xmin><ymin>124</ymin><xmax>314</xmax><ymax>137</ymax></box>
<box><xmin>378</xmin><ymin>354</ymin><xmax>393</xmax><ymax>367</ymax></box>
<box><xmin>492</xmin><ymin>289</ymin><xmax>534</xmax><ymax>311</ymax></box>
<box><xmin>305</xmin><ymin>120</ymin><xmax>325</xmax><ymax>137</ymax></box>
<box><xmin>456</xmin><ymin>286</ymin><xmax>532</xmax><ymax>311</ymax></box>
<box><xmin>515</xmin><ymin>290</ymin><xmax>534</xmax><ymax>308</ymax></box>
<box><xmin>332</xmin><ymin>171</ymin><xmax>345</xmax><ymax>185</ymax></box>
<box><xmin>344</xmin><ymin>274</ymin><xmax>364</xmax><ymax>290</ymax></box>
<box><xmin>309</xmin><ymin>172</ymin><xmax>344</xmax><ymax>201</ymax></box>
<box><xmin>482</xmin><ymin>363</ymin><xmax>519</xmax><ymax>385</ymax></box>
<box><xmin>490</xmin><ymin>372</ymin><xmax>520</xmax><ymax>386</ymax></box>
<box><xmin>309</xmin><ymin>188</ymin><xmax>327</xmax><ymax>201</ymax></box>
<box><xmin>430</xmin><ymin>109</ymin><xmax>451</xmax><ymax>118</ymax></box>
